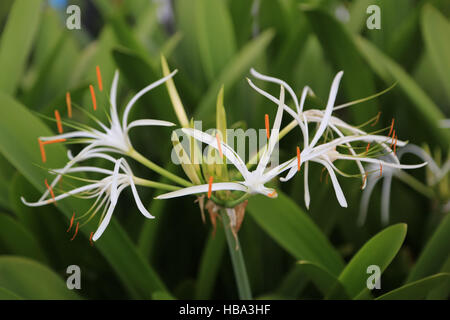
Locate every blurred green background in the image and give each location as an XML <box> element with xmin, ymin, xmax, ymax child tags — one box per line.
<box><xmin>0</xmin><ymin>0</ymin><xmax>448</xmax><ymax>300</ymax></box>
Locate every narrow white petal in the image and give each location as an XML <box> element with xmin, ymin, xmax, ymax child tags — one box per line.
<box><xmin>126</xmin><ymin>119</ymin><xmax>175</xmax><ymax>132</ymax></box>
<box><xmin>309</xmin><ymin>71</ymin><xmax>344</xmax><ymax>149</ymax></box>
<box><xmin>110</xmin><ymin>158</ymin><xmax>123</xmax><ymax>205</ymax></box>
<box><xmin>122</xmin><ymin>70</ymin><xmax>177</xmax><ymax>130</ymax></box>
<box><xmin>92</xmin><ymin>202</ymin><xmax>115</xmax><ymax>241</ymax></box>
<box><xmin>336</xmin><ymin>155</ymin><xmax>427</xmax><ymax>170</ymax></box>
<box><xmin>313</xmin><ymin>159</ymin><xmax>348</xmax><ymax>208</ymax></box>
<box><xmin>304</xmin><ymin>162</ymin><xmax>310</xmax><ymax>209</ymax></box>
<box><xmin>40</xmin><ymin>131</ymin><xmax>97</xmax><ymax>141</ymax></box>
<box><xmin>257</xmin><ymin>86</ymin><xmax>284</xmax><ymax>173</ymax></box>
<box><xmin>156</xmin><ymin>182</ymin><xmax>247</xmax><ymax>199</ymax></box>
<box><xmin>129</xmin><ymin>176</ymin><xmax>154</xmax><ymax>219</ymax></box>
<box><xmin>299</xmin><ymin>86</ymin><xmax>314</xmax><ymax>114</ymax></box>
<box><xmin>381</xmin><ymin>175</ymin><xmax>392</xmax><ymax>226</ymax></box>
<box><xmin>358</xmin><ymin>176</ymin><xmax>380</xmax><ymax>226</ymax></box>
<box><xmin>182</xmin><ymin>128</ymin><xmax>250</xmax><ymax>179</ymax></box>
<box><xmin>110</xmin><ymin>70</ymin><xmax>121</xmax><ymax>126</ymax></box>
<box><xmin>250</xmin><ymin>68</ymin><xmax>300</xmax><ymax>112</ymax></box>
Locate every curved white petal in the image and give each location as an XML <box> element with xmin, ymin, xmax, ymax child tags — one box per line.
<box><xmin>358</xmin><ymin>176</ymin><xmax>381</xmax><ymax>225</ymax></box>
<box><xmin>304</xmin><ymin>162</ymin><xmax>310</xmax><ymax>209</ymax></box>
<box><xmin>256</xmin><ymin>86</ymin><xmax>284</xmax><ymax>174</ymax></box>
<box><xmin>299</xmin><ymin>86</ymin><xmax>314</xmax><ymax>114</ymax></box>
<box><xmin>110</xmin><ymin>158</ymin><xmax>123</xmax><ymax>205</ymax></box>
<box><xmin>182</xmin><ymin>128</ymin><xmax>250</xmax><ymax>179</ymax></box>
<box><xmin>156</xmin><ymin>182</ymin><xmax>247</xmax><ymax>199</ymax></box>
<box><xmin>335</xmin><ymin>155</ymin><xmax>427</xmax><ymax>170</ymax></box>
<box><xmin>122</xmin><ymin>70</ymin><xmax>177</xmax><ymax>129</ymax></box>
<box><xmin>309</xmin><ymin>71</ymin><xmax>344</xmax><ymax>149</ymax></box>
<box><xmin>110</xmin><ymin>70</ymin><xmax>121</xmax><ymax>126</ymax></box>
<box><xmin>129</xmin><ymin>176</ymin><xmax>154</xmax><ymax>219</ymax></box>
<box><xmin>380</xmin><ymin>175</ymin><xmax>392</xmax><ymax>226</ymax></box>
<box><xmin>313</xmin><ymin>159</ymin><xmax>348</xmax><ymax>208</ymax></box>
<box><xmin>40</xmin><ymin>131</ymin><xmax>97</xmax><ymax>141</ymax></box>
<box><xmin>126</xmin><ymin>119</ymin><xmax>175</xmax><ymax>133</ymax></box>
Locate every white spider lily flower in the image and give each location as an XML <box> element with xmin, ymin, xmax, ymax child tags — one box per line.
<box><xmin>157</xmin><ymin>87</ymin><xmax>289</xmax><ymax>200</ymax></box>
<box><xmin>21</xmin><ymin>156</ymin><xmax>154</xmax><ymax>241</ymax></box>
<box><xmin>270</xmin><ymin>133</ymin><xmax>426</xmax><ymax>208</ymax></box>
<box><xmin>40</xmin><ymin>70</ymin><xmax>177</xmax><ymax>158</ymax></box>
<box><xmin>359</xmin><ymin>144</ymin><xmax>446</xmax><ymax>225</ymax></box>
<box><xmin>248</xmin><ymin>69</ymin><xmax>405</xmax><ymax>208</ymax></box>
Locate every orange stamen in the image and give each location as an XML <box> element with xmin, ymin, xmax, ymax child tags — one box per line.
<box><xmin>66</xmin><ymin>92</ymin><xmax>72</xmax><ymax>118</ymax></box>
<box><xmin>89</xmin><ymin>232</ymin><xmax>94</xmax><ymax>246</ymax></box>
<box><xmin>44</xmin><ymin>179</ymin><xmax>56</xmax><ymax>204</ymax></box>
<box><xmin>365</xmin><ymin>143</ymin><xmax>371</xmax><ymax>153</ymax></box>
<box><xmin>89</xmin><ymin>84</ymin><xmax>97</xmax><ymax>110</ymax></box>
<box><xmin>379</xmin><ymin>163</ymin><xmax>383</xmax><ymax>177</ymax></box>
<box><xmin>371</xmin><ymin>112</ymin><xmax>381</xmax><ymax>126</ymax></box>
<box><xmin>96</xmin><ymin>65</ymin><xmax>103</xmax><ymax>91</ymax></box>
<box><xmin>38</xmin><ymin>139</ymin><xmax>46</xmax><ymax>163</ymax></box>
<box><xmin>70</xmin><ymin>222</ymin><xmax>79</xmax><ymax>241</ymax></box>
<box><xmin>54</xmin><ymin>110</ymin><xmax>63</xmax><ymax>134</ymax></box>
<box><xmin>42</xmin><ymin>138</ymin><xmax>67</xmax><ymax>145</ymax></box>
<box><xmin>67</xmin><ymin>212</ymin><xmax>75</xmax><ymax>232</ymax></box>
<box><xmin>390</xmin><ymin>130</ymin><xmax>396</xmax><ymax>148</ymax></box>
<box><xmin>208</xmin><ymin>176</ymin><xmax>213</xmax><ymax>199</ymax></box>
<box><xmin>265</xmin><ymin>114</ymin><xmax>270</xmax><ymax>139</ymax></box>
<box><xmin>361</xmin><ymin>172</ymin><xmax>368</xmax><ymax>189</ymax></box>
<box><xmin>297</xmin><ymin>146</ymin><xmax>301</xmax><ymax>171</ymax></box>
<box><xmin>215</xmin><ymin>133</ymin><xmax>223</xmax><ymax>158</ymax></box>
<box><xmin>268</xmin><ymin>190</ymin><xmax>277</xmax><ymax>198</ymax></box>
<box><xmin>388</xmin><ymin>118</ymin><xmax>395</xmax><ymax>136</ymax></box>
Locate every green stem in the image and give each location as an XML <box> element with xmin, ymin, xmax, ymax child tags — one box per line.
<box><xmin>220</xmin><ymin>209</ymin><xmax>252</xmax><ymax>300</ymax></box>
<box><xmin>133</xmin><ymin>177</ymin><xmax>181</xmax><ymax>191</ymax></box>
<box><xmin>396</xmin><ymin>170</ymin><xmax>436</xmax><ymax>199</ymax></box>
<box><xmin>129</xmin><ymin>149</ymin><xmax>193</xmax><ymax>187</ymax></box>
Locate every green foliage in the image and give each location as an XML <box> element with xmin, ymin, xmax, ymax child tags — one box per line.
<box><xmin>0</xmin><ymin>0</ymin><xmax>447</xmax><ymax>300</ymax></box>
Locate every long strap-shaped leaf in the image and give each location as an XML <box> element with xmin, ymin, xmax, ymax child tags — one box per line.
<box><xmin>0</xmin><ymin>93</ymin><xmax>167</xmax><ymax>299</ymax></box>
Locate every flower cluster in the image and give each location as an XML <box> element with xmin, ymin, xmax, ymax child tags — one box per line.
<box><xmin>22</xmin><ymin>63</ymin><xmax>430</xmax><ymax>241</ymax></box>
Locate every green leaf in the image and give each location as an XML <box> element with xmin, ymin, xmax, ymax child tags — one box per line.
<box><xmin>194</xmin><ymin>0</ymin><xmax>237</xmax><ymax>81</ymax></box>
<box><xmin>0</xmin><ymin>0</ymin><xmax>43</xmax><ymax>94</ymax></box>
<box><xmin>0</xmin><ymin>213</ymin><xmax>47</xmax><ymax>263</ymax></box>
<box><xmin>195</xmin><ymin>29</ymin><xmax>274</xmax><ymax>117</ymax></box>
<box><xmin>152</xmin><ymin>291</ymin><xmax>176</xmax><ymax>300</ymax></box>
<box><xmin>0</xmin><ymin>256</ymin><xmax>80</xmax><ymax>299</ymax></box>
<box><xmin>0</xmin><ymin>93</ymin><xmax>167</xmax><ymax>299</ymax></box>
<box><xmin>338</xmin><ymin>224</ymin><xmax>407</xmax><ymax>298</ymax></box>
<box><xmin>355</xmin><ymin>36</ymin><xmax>450</xmax><ymax>145</ymax></box>
<box><xmin>407</xmin><ymin>214</ymin><xmax>450</xmax><ymax>283</ymax></box>
<box><xmin>302</xmin><ymin>7</ymin><xmax>378</xmax><ymax>122</ymax></box>
<box><xmin>247</xmin><ymin>193</ymin><xmax>344</xmax><ymax>277</ymax></box>
<box><xmin>297</xmin><ymin>261</ymin><xmax>349</xmax><ymax>299</ymax></box>
<box><xmin>195</xmin><ymin>228</ymin><xmax>226</xmax><ymax>299</ymax></box>
<box><xmin>0</xmin><ymin>286</ymin><xmax>22</xmax><ymax>300</ymax></box>
<box><xmin>421</xmin><ymin>4</ymin><xmax>450</xmax><ymax>100</ymax></box>
<box><xmin>377</xmin><ymin>273</ymin><xmax>450</xmax><ymax>300</ymax></box>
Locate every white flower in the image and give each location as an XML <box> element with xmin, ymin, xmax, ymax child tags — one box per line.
<box><xmin>157</xmin><ymin>86</ymin><xmax>290</xmax><ymax>200</ymax></box>
<box><xmin>39</xmin><ymin>70</ymin><xmax>177</xmax><ymax>159</ymax></box>
<box><xmin>359</xmin><ymin>144</ymin><xmax>447</xmax><ymax>225</ymax></box>
<box><xmin>21</xmin><ymin>155</ymin><xmax>154</xmax><ymax>241</ymax></box>
<box><xmin>248</xmin><ymin>69</ymin><xmax>426</xmax><ymax>208</ymax></box>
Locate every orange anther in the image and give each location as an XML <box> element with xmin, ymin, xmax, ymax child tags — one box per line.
<box><xmin>390</xmin><ymin>130</ymin><xmax>396</xmax><ymax>148</ymax></box>
<box><xmin>38</xmin><ymin>138</ymin><xmax>46</xmax><ymax>163</ymax></box>
<box><xmin>67</xmin><ymin>212</ymin><xmax>75</xmax><ymax>232</ymax></box>
<box><xmin>265</xmin><ymin>114</ymin><xmax>270</xmax><ymax>139</ymax></box>
<box><xmin>44</xmin><ymin>179</ymin><xmax>56</xmax><ymax>204</ymax></box>
<box><xmin>379</xmin><ymin>163</ymin><xmax>383</xmax><ymax>177</ymax></box>
<box><xmin>365</xmin><ymin>143</ymin><xmax>371</xmax><ymax>153</ymax></box>
<box><xmin>42</xmin><ymin>138</ymin><xmax>66</xmax><ymax>145</ymax></box>
<box><xmin>388</xmin><ymin>118</ymin><xmax>395</xmax><ymax>136</ymax></box>
<box><xmin>207</xmin><ymin>176</ymin><xmax>213</xmax><ymax>199</ymax></box>
<box><xmin>89</xmin><ymin>232</ymin><xmax>94</xmax><ymax>246</ymax></box>
<box><xmin>297</xmin><ymin>146</ymin><xmax>301</xmax><ymax>171</ymax></box>
<box><xmin>54</xmin><ymin>110</ymin><xmax>63</xmax><ymax>134</ymax></box>
<box><xmin>96</xmin><ymin>65</ymin><xmax>103</xmax><ymax>91</ymax></box>
<box><xmin>70</xmin><ymin>222</ymin><xmax>79</xmax><ymax>241</ymax></box>
<box><xmin>268</xmin><ymin>190</ymin><xmax>277</xmax><ymax>198</ymax></box>
<box><xmin>371</xmin><ymin>112</ymin><xmax>381</xmax><ymax>126</ymax></box>
<box><xmin>66</xmin><ymin>92</ymin><xmax>72</xmax><ymax>118</ymax></box>
<box><xmin>361</xmin><ymin>172</ymin><xmax>368</xmax><ymax>189</ymax></box>
<box><xmin>215</xmin><ymin>133</ymin><xmax>223</xmax><ymax>158</ymax></box>
<box><xmin>89</xmin><ymin>84</ymin><xmax>97</xmax><ymax>111</ymax></box>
